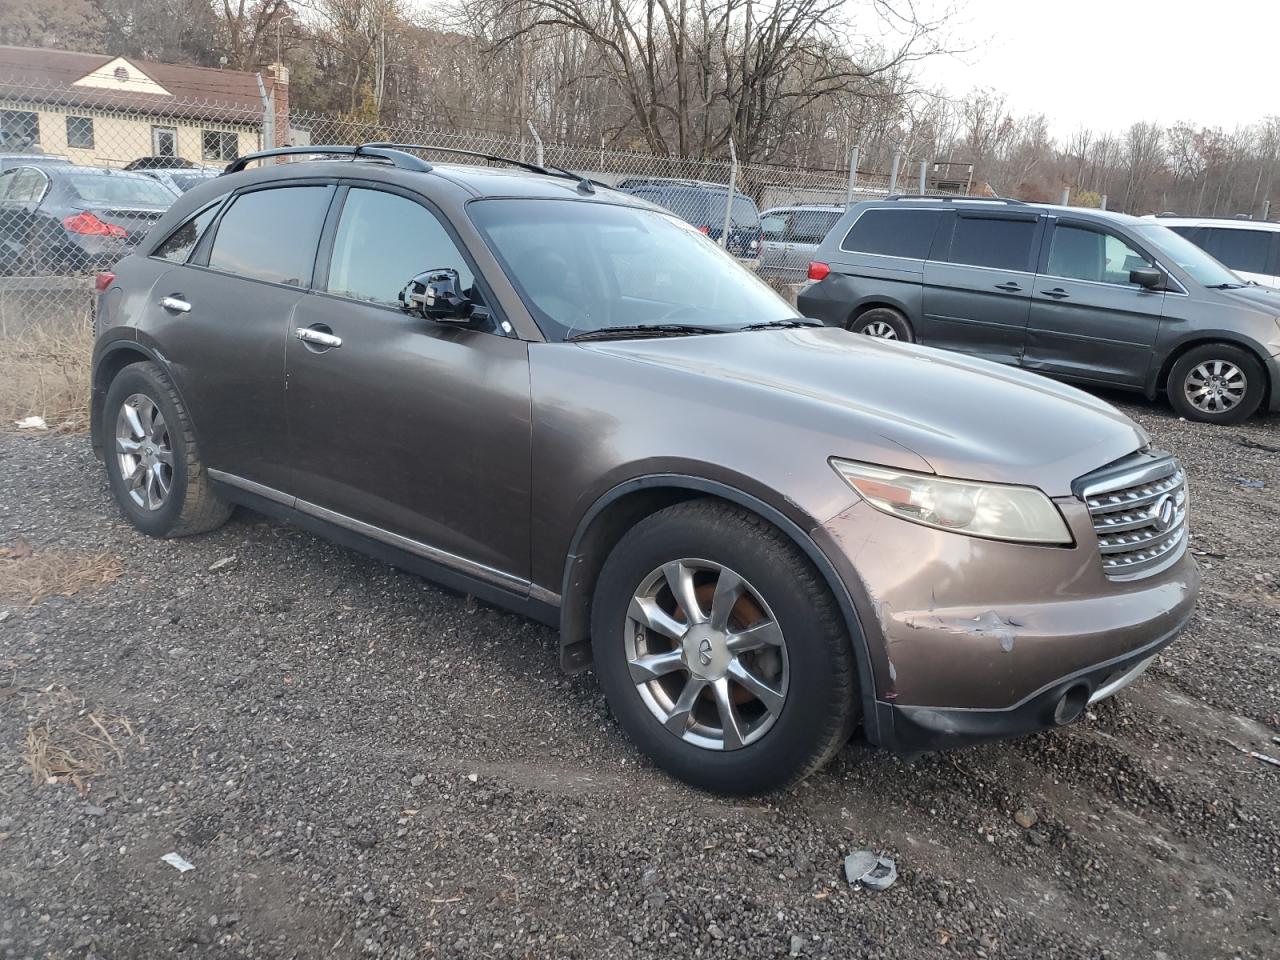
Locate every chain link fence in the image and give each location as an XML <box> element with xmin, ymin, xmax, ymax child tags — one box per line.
<box><xmin>0</xmin><ymin>74</ymin><xmax>962</xmax><ymax>323</ymax></box>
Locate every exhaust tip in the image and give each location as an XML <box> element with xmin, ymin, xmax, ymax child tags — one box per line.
<box><xmin>1052</xmin><ymin>685</ymin><xmax>1089</xmax><ymax>726</ymax></box>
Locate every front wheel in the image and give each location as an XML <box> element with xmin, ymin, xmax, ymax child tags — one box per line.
<box><xmin>1167</xmin><ymin>344</ymin><xmax>1264</xmax><ymax>425</ymax></box>
<box><xmin>591</xmin><ymin>501</ymin><xmax>858</xmax><ymax>794</ymax></box>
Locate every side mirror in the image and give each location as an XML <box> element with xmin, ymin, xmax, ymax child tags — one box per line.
<box><xmin>399</xmin><ymin>268</ymin><xmax>488</xmax><ymax>325</ymax></box>
<box><xmin>1130</xmin><ymin>267</ymin><xmax>1164</xmax><ymax>290</ymax></box>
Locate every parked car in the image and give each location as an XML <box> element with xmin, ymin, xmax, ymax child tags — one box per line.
<box><xmin>0</xmin><ymin>164</ymin><xmax>178</xmax><ymax>274</ymax></box>
<box><xmin>614</xmin><ymin>177</ymin><xmax>763</xmax><ymax>268</ymax></box>
<box><xmin>799</xmin><ymin>197</ymin><xmax>1280</xmax><ymax>425</ymax></box>
<box><xmin>0</xmin><ymin>152</ymin><xmax>71</xmax><ymax>173</ymax></box>
<box><xmin>137</xmin><ymin>166</ymin><xmax>220</xmax><ymax>194</ymax></box>
<box><xmin>91</xmin><ymin>145</ymin><xmax>1198</xmax><ymax>794</ymax></box>
<box><xmin>759</xmin><ymin>204</ymin><xmax>845</xmax><ymax>280</ymax></box>
<box><xmin>1148</xmin><ymin>214</ymin><xmax>1280</xmax><ymax>289</ymax></box>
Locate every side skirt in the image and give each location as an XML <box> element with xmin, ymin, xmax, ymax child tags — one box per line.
<box><xmin>208</xmin><ymin>476</ymin><xmax>559</xmax><ymax>628</ymax></box>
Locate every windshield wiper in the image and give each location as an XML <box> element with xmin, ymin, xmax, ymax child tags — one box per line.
<box><xmin>565</xmin><ymin>323</ymin><xmax>728</xmax><ymax>342</ymax></box>
<box><xmin>738</xmin><ymin>318</ymin><xmax>823</xmax><ymax>331</ymax></box>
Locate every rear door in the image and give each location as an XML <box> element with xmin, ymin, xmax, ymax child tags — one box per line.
<box><xmin>142</xmin><ymin>182</ymin><xmax>334</xmax><ymax>491</ymax></box>
<box><xmin>0</xmin><ymin>166</ymin><xmax>47</xmax><ymax>267</ymax></box>
<box><xmin>921</xmin><ymin>209</ymin><xmax>1042</xmax><ymax>364</ymax></box>
<box><xmin>1023</xmin><ymin>218</ymin><xmax>1165</xmax><ymax>386</ymax></box>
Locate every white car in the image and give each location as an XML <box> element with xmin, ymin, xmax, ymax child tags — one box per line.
<box><xmin>1149</xmin><ymin>215</ymin><xmax>1280</xmax><ymax>288</ymax></box>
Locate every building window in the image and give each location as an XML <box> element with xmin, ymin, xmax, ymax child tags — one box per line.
<box><xmin>202</xmin><ymin>130</ymin><xmax>239</xmax><ymax>162</ymax></box>
<box><xmin>0</xmin><ymin>109</ymin><xmax>39</xmax><ymax>149</ymax></box>
<box><xmin>66</xmin><ymin>115</ymin><xmax>94</xmax><ymax>149</ymax></box>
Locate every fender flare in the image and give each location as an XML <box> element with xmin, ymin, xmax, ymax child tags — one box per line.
<box><xmin>561</xmin><ymin>474</ymin><xmax>883</xmax><ymax>744</ymax></box>
<box><xmin>90</xmin><ymin>339</ymin><xmax>196</xmax><ymax>458</ymax></box>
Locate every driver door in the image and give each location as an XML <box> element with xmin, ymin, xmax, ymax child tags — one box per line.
<box><xmin>284</xmin><ymin>184</ymin><xmax>532</xmax><ymax>582</ymax></box>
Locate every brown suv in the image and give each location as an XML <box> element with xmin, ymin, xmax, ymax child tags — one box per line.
<box><xmin>90</xmin><ymin>145</ymin><xmax>1200</xmax><ymax>794</ymax></box>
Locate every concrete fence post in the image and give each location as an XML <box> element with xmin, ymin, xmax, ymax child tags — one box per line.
<box><xmin>721</xmin><ymin>137</ymin><xmax>738</xmax><ymax>249</ymax></box>
<box><xmin>888</xmin><ymin>152</ymin><xmax>901</xmax><ymax>194</ymax></box>
<box><xmin>918</xmin><ymin>160</ymin><xmax>927</xmax><ymax>195</ymax></box>
<box><xmin>845</xmin><ymin>145</ymin><xmax>860</xmax><ymax>207</ymax></box>
<box><xmin>1060</xmin><ymin>187</ymin><xmax>1071</xmax><ymax>205</ymax></box>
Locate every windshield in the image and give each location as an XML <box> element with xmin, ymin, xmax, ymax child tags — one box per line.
<box><xmin>1134</xmin><ymin>223</ymin><xmax>1241</xmax><ymax>287</ymax></box>
<box><xmin>468</xmin><ymin>198</ymin><xmax>798</xmax><ymax>341</ymax></box>
<box><xmin>66</xmin><ymin>174</ymin><xmax>176</xmax><ymax>206</ymax></box>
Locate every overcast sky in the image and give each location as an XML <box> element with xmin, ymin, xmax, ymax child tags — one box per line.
<box><xmin>917</xmin><ymin>0</ymin><xmax>1279</xmax><ymax>135</ymax></box>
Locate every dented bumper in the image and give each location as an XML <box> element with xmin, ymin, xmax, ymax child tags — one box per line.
<box><xmin>814</xmin><ymin>498</ymin><xmax>1200</xmax><ymax>750</ymax></box>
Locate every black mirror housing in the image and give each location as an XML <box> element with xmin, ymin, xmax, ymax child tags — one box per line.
<box><xmin>399</xmin><ymin>268</ymin><xmax>480</xmax><ymax>324</ymax></box>
<box><xmin>1130</xmin><ymin>267</ymin><xmax>1164</xmax><ymax>290</ymax></box>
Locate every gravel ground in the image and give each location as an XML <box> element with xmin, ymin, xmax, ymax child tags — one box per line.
<box><xmin>0</xmin><ymin>396</ymin><xmax>1277</xmax><ymax>960</ymax></box>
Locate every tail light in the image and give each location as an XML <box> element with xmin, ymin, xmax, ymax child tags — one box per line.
<box><xmin>808</xmin><ymin>261</ymin><xmax>831</xmax><ymax>281</ymax></box>
<box><xmin>94</xmin><ymin>271</ymin><xmax>115</xmax><ymax>292</ymax></box>
<box><xmin>63</xmin><ymin>213</ymin><xmax>128</xmax><ymax>239</ymax></box>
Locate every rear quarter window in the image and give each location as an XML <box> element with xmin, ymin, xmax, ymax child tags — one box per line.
<box><xmin>840</xmin><ymin>208</ymin><xmax>941</xmax><ymax>259</ymax></box>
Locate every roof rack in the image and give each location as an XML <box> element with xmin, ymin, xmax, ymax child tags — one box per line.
<box><xmin>615</xmin><ymin>176</ymin><xmax>745</xmax><ymax>193</ymax></box>
<box><xmin>883</xmin><ymin>194</ymin><xmax>1027</xmax><ymax>205</ymax></box>
<box><xmin>224</xmin><ymin>142</ymin><xmax>601</xmax><ymax>194</ymax></box>
<box><xmin>1155</xmin><ymin>212</ymin><xmax>1261</xmax><ymax>222</ymax></box>
<box><xmin>223</xmin><ymin>144</ymin><xmax>432</xmax><ymax>174</ymax></box>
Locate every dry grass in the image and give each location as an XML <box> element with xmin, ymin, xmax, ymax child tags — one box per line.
<box><xmin>0</xmin><ymin>539</ymin><xmax>122</xmax><ymax>607</ymax></box>
<box><xmin>20</xmin><ymin>684</ymin><xmax>138</xmax><ymax>794</ymax></box>
<box><xmin>0</xmin><ymin>302</ymin><xmax>94</xmax><ymax>434</ymax></box>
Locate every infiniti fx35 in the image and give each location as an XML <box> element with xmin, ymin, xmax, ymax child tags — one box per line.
<box><xmin>91</xmin><ymin>145</ymin><xmax>1200</xmax><ymax>794</ymax></box>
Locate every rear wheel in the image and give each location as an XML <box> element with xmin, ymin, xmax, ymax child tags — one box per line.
<box><xmin>1167</xmin><ymin>344</ymin><xmax>1264</xmax><ymax>425</ymax></box>
<box><xmin>101</xmin><ymin>361</ymin><xmax>233</xmax><ymax>537</ymax></box>
<box><xmin>849</xmin><ymin>307</ymin><xmax>913</xmax><ymax>342</ymax></box>
<box><xmin>591</xmin><ymin>500</ymin><xmax>858</xmax><ymax>794</ymax></box>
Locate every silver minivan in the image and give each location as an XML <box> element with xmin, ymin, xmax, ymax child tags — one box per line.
<box><xmin>759</xmin><ymin>204</ymin><xmax>844</xmax><ymax>281</ymax></box>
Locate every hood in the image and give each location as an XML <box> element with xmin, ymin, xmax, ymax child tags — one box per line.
<box><xmin>1210</xmin><ymin>283</ymin><xmax>1280</xmax><ymax>313</ymax></box>
<box><xmin>581</xmin><ymin>327</ymin><xmax>1147</xmax><ymax>497</ymax></box>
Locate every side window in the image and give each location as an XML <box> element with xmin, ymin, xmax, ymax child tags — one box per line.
<box><xmin>326</xmin><ymin>188</ymin><xmax>475</xmax><ymax>307</ymax></box>
<box><xmin>760</xmin><ymin>214</ymin><xmax>786</xmax><ymax>239</ymax></box>
<box><xmin>1203</xmin><ymin>228</ymin><xmax>1270</xmax><ymax>275</ymax></box>
<box><xmin>841</xmin><ymin>208</ymin><xmax>941</xmax><ymax>259</ymax></box>
<box><xmin>948</xmin><ymin>215</ymin><xmax>1037</xmax><ymax>271</ymax></box>
<box><xmin>153</xmin><ymin>201</ymin><xmax>223</xmax><ymax>263</ymax></box>
<box><xmin>1047</xmin><ymin>224</ymin><xmax>1153</xmax><ymax>284</ymax></box>
<box><xmin>9</xmin><ymin>167</ymin><xmax>46</xmax><ymax>202</ymax></box>
<box><xmin>0</xmin><ymin>170</ymin><xmax>16</xmax><ymax>200</ymax></box>
<box><xmin>207</xmin><ymin>186</ymin><xmax>331</xmax><ymax>285</ymax></box>
<box><xmin>789</xmin><ymin>211</ymin><xmax>841</xmax><ymax>245</ymax></box>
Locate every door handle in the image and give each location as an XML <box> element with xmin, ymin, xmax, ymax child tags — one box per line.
<box><xmin>1040</xmin><ymin>288</ymin><xmax>1070</xmax><ymax>299</ymax></box>
<box><xmin>994</xmin><ymin>282</ymin><xmax>1022</xmax><ymax>292</ymax></box>
<box><xmin>158</xmin><ymin>295</ymin><xmax>191</xmax><ymax>313</ymax></box>
<box><xmin>295</xmin><ymin>326</ymin><xmax>343</xmax><ymax>349</ymax></box>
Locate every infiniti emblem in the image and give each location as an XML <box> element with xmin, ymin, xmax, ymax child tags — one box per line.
<box><xmin>1150</xmin><ymin>494</ymin><xmax>1175</xmax><ymax>533</ymax></box>
<box><xmin>697</xmin><ymin>637</ymin><xmax>714</xmax><ymax>666</ymax></box>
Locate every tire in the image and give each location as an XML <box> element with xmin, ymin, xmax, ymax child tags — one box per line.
<box><xmin>849</xmin><ymin>307</ymin><xmax>913</xmax><ymax>342</ymax></box>
<box><xmin>101</xmin><ymin>361</ymin><xmax>233</xmax><ymax>537</ymax></box>
<box><xmin>1167</xmin><ymin>344</ymin><xmax>1265</xmax><ymax>425</ymax></box>
<box><xmin>591</xmin><ymin>500</ymin><xmax>858</xmax><ymax>794</ymax></box>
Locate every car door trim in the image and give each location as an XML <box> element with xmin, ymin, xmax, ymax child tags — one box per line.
<box><xmin>206</xmin><ymin>468</ymin><xmax>531</xmax><ymax>594</ymax></box>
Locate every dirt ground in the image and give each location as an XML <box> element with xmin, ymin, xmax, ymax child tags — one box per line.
<box><xmin>0</xmin><ymin>396</ymin><xmax>1277</xmax><ymax>960</ymax></box>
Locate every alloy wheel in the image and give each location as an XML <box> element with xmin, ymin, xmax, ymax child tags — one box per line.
<box><xmin>1184</xmin><ymin>360</ymin><xmax>1246</xmax><ymax>413</ymax></box>
<box><xmin>624</xmin><ymin>559</ymin><xmax>789</xmax><ymax>751</ymax></box>
<box><xmin>115</xmin><ymin>394</ymin><xmax>174</xmax><ymax>511</ymax></box>
<box><xmin>860</xmin><ymin>320</ymin><xmax>899</xmax><ymax>340</ymax></box>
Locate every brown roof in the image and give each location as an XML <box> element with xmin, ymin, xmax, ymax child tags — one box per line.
<box><xmin>0</xmin><ymin>46</ymin><xmax>276</xmax><ymax>124</ymax></box>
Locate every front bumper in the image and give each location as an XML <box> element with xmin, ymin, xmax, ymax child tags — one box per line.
<box><xmin>813</xmin><ymin>497</ymin><xmax>1200</xmax><ymax>750</ymax></box>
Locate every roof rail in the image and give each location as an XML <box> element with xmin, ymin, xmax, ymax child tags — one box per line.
<box><xmin>883</xmin><ymin>193</ymin><xmax>1027</xmax><ymax>205</ymax></box>
<box><xmin>361</xmin><ymin>142</ymin><xmax>600</xmax><ymax>193</ymax></box>
<box><xmin>223</xmin><ymin>144</ymin><xmax>432</xmax><ymax>174</ymax></box>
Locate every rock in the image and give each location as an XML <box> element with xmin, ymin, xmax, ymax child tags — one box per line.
<box><xmin>0</xmin><ymin>609</ymin><xmax>11</xmax><ymax>623</ymax></box>
<box><xmin>354</xmin><ymin>833</ymin><xmax>377</xmax><ymax>849</ymax></box>
<box><xmin>1014</xmin><ymin>809</ymin><xmax>1038</xmax><ymax>829</ymax></box>
<box><xmin>790</xmin><ymin>934</ymin><xmax>806</xmax><ymax>957</ymax></box>
<box><xmin>707</xmin><ymin>923</ymin><xmax>724</xmax><ymax>940</ymax></box>
<box><xmin>207</xmin><ymin>556</ymin><xmax>237</xmax><ymax>572</ymax></box>
<box><xmin>467</xmin><ymin>773</ymin><xmax>478</xmax><ymax>783</ymax></box>
<box><xmin>168</xmin><ymin>647</ymin><xmax>191</xmax><ymax>659</ymax></box>
<box><xmin>410</xmin><ymin>774</ymin><xmax>426</xmax><ymax>787</ymax></box>
<box><xmin>640</xmin><ymin>867</ymin><xmax>659</xmax><ymax>887</ymax></box>
<box><xmin>85</xmin><ymin>806</ymin><xmax>107</xmax><ymax>817</ymax></box>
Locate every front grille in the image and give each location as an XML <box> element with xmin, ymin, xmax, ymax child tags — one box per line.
<box><xmin>1081</xmin><ymin>455</ymin><xmax>1188</xmax><ymax>580</ymax></box>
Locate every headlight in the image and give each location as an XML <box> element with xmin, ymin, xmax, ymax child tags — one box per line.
<box><xmin>831</xmin><ymin>459</ymin><xmax>1072</xmax><ymax>544</ymax></box>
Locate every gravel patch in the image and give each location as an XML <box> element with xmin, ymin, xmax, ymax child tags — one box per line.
<box><xmin>0</xmin><ymin>397</ymin><xmax>1277</xmax><ymax>959</ymax></box>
